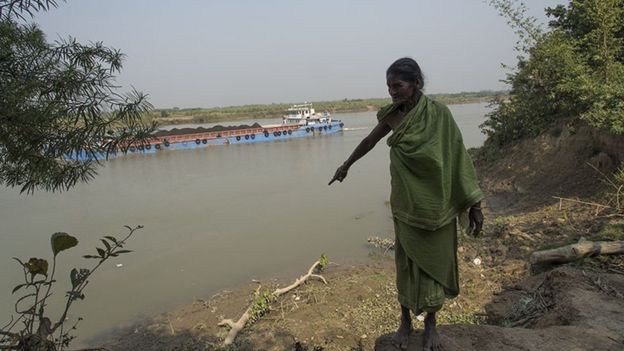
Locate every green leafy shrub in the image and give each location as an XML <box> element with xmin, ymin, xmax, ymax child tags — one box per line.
<box><xmin>0</xmin><ymin>226</ymin><xmax>142</xmax><ymax>351</ymax></box>
<box><xmin>0</xmin><ymin>0</ymin><xmax>154</xmax><ymax>194</ymax></box>
<box><xmin>483</xmin><ymin>0</ymin><xmax>624</xmax><ymax>148</ymax></box>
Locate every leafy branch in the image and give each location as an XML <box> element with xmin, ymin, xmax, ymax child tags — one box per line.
<box><xmin>0</xmin><ymin>2</ymin><xmax>155</xmax><ymax>194</ymax></box>
<box><xmin>486</xmin><ymin>0</ymin><xmax>544</xmax><ymax>55</ymax></box>
<box><xmin>0</xmin><ymin>0</ymin><xmax>60</xmax><ymax>21</ymax></box>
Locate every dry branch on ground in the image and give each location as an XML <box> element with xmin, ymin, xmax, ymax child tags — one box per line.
<box><xmin>217</xmin><ymin>259</ymin><xmax>327</xmax><ymax>346</ymax></box>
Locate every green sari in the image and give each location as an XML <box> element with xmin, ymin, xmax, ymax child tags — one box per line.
<box><xmin>377</xmin><ymin>95</ymin><xmax>483</xmax><ymax>313</ymax></box>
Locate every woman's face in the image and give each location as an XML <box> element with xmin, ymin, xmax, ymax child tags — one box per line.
<box><xmin>387</xmin><ymin>73</ymin><xmax>417</xmax><ymax>105</ymax></box>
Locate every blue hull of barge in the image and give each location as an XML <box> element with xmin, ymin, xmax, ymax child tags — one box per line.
<box><xmin>72</xmin><ymin>120</ymin><xmax>344</xmax><ymax>161</ymax></box>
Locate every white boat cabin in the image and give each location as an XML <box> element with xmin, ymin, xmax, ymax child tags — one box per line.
<box><xmin>282</xmin><ymin>103</ymin><xmax>331</xmax><ymax>125</ymax></box>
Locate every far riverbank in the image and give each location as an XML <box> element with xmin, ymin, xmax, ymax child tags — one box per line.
<box><xmin>148</xmin><ymin>91</ymin><xmax>504</xmax><ymax>126</ymax></box>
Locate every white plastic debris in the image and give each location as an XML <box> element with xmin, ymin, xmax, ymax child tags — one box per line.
<box><xmin>116</xmin><ymin>263</ymin><xmax>123</xmax><ymax>268</ymax></box>
<box><xmin>416</xmin><ymin>314</ymin><xmax>425</xmax><ymax>322</ymax></box>
<box><xmin>473</xmin><ymin>257</ymin><xmax>482</xmax><ymax>266</ymax></box>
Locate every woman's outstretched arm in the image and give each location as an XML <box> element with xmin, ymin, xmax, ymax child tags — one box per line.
<box><xmin>328</xmin><ymin>121</ymin><xmax>392</xmax><ymax>185</ymax></box>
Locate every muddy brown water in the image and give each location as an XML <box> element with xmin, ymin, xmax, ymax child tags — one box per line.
<box><xmin>0</xmin><ymin>103</ymin><xmax>489</xmax><ymax>347</ymax></box>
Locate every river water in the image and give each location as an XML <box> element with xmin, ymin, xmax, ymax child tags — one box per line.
<box><xmin>0</xmin><ymin>103</ymin><xmax>489</xmax><ymax>346</ymax></box>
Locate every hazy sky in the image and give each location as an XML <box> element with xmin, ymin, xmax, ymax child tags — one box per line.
<box><xmin>34</xmin><ymin>0</ymin><xmax>565</xmax><ymax>108</ymax></box>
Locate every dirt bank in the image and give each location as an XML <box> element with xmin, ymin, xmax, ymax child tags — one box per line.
<box><xmin>95</xmin><ymin>199</ymin><xmax>624</xmax><ymax>351</ymax></box>
<box><xmin>96</xmin><ymin>122</ymin><xmax>624</xmax><ymax>351</ymax></box>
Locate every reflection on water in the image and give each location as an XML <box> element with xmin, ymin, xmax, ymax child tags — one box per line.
<box><xmin>0</xmin><ymin>103</ymin><xmax>489</xmax><ymax>346</ymax></box>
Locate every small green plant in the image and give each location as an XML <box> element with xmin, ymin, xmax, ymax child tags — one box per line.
<box><xmin>0</xmin><ymin>225</ymin><xmax>142</xmax><ymax>351</ymax></box>
<box><xmin>597</xmin><ymin>219</ymin><xmax>624</xmax><ymax>241</ymax></box>
<box><xmin>248</xmin><ymin>288</ymin><xmax>276</xmax><ymax>324</ymax></box>
<box><xmin>318</xmin><ymin>253</ymin><xmax>329</xmax><ymax>271</ymax></box>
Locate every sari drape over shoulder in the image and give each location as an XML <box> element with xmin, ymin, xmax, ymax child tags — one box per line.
<box><xmin>377</xmin><ymin>96</ymin><xmax>483</xmax><ymax>231</ymax></box>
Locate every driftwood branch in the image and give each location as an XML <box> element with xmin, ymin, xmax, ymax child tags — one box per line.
<box><xmin>218</xmin><ymin>260</ymin><xmax>327</xmax><ymax>346</ymax></box>
<box><xmin>530</xmin><ymin>238</ymin><xmax>624</xmax><ymax>265</ymax></box>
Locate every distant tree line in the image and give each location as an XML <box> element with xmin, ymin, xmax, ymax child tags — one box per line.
<box><xmin>148</xmin><ymin>90</ymin><xmax>506</xmax><ymax>126</ymax></box>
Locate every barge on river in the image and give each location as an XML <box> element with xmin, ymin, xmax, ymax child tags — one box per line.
<box><xmin>77</xmin><ymin>104</ymin><xmax>344</xmax><ymax>160</ymax></box>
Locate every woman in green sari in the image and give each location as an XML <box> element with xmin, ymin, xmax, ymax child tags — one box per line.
<box><xmin>329</xmin><ymin>57</ymin><xmax>484</xmax><ymax>351</ymax></box>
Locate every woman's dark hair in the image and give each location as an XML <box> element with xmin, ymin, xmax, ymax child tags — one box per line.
<box><xmin>386</xmin><ymin>57</ymin><xmax>424</xmax><ymax>90</ymax></box>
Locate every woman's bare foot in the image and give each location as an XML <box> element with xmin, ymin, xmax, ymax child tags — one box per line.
<box><xmin>423</xmin><ymin>312</ymin><xmax>442</xmax><ymax>351</ymax></box>
<box><xmin>392</xmin><ymin>320</ymin><xmax>411</xmax><ymax>349</ymax></box>
<box><xmin>392</xmin><ymin>305</ymin><xmax>412</xmax><ymax>350</ymax></box>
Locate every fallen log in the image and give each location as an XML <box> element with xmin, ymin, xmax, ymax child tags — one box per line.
<box><xmin>217</xmin><ymin>256</ymin><xmax>328</xmax><ymax>346</ymax></box>
<box><xmin>530</xmin><ymin>239</ymin><xmax>624</xmax><ymax>265</ymax></box>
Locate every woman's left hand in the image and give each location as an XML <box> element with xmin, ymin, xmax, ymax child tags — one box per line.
<box><xmin>468</xmin><ymin>203</ymin><xmax>484</xmax><ymax>237</ymax></box>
